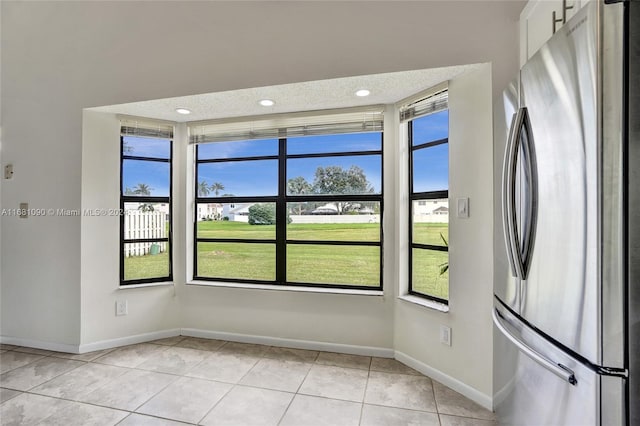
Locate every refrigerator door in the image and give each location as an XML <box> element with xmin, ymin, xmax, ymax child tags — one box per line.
<box><xmin>494</xmin><ymin>78</ymin><xmax>521</xmax><ymax>312</ymax></box>
<box><xmin>628</xmin><ymin>1</ymin><xmax>640</xmax><ymax>422</ymax></box>
<box><xmin>517</xmin><ymin>2</ymin><xmax>600</xmax><ymax>364</ymax></box>
<box><xmin>493</xmin><ymin>299</ymin><xmax>620</xmax><ymax>426</ymax></box>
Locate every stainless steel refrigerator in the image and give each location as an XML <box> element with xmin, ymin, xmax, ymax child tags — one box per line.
<box><xmin>493</xmin><ymin>1</ymin><xmax>639</xmax><ymax>424</ymax></box>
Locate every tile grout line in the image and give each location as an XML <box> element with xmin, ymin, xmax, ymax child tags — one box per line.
<box><xmin>358</xmin><ymin>366</ymin><xmax>373</xmax><ymax>426</ymax></box>
<box><xmin>194</xmin><ymin>380</ymin><xmax>235</xmax><ymax>425</ymax></box>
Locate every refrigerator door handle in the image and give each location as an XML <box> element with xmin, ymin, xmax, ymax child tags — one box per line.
<box><xmin>492</xmin><ymin>308</ymin><xmax>578</xmax><ymax>386</ymax></box>
<box><xmin>519</xmin><ymin>107</ymin><xmax>538</xmax><ymax>279</ymax></box>
<box><xmin>502</xmin><ymin>109</ymin><xmax>525</xmax><ymax>278</ymax></box>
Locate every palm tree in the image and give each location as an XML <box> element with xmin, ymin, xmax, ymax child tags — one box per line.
<box><xmin>198</xmin><ymin>181</ymin><xmax>211</xmax><ymax>197</ymax></box>
<box><xmin>210</xmin><ymin>182</ymin><xmax>225</xmax><ymax>197</ymax></box>
<box><xmin>133</xmin><ymin>183</ymin><xmax>152</xmax><ymax>196</ymax></box>
<box><xmin>138</xmin><ymin>203</ymin><xmax>155</xmax><ymax>212</ymax></box>
<box><xmin>132</xmin><ymin>183</ymin><xmax>153</xmax><ymax>212</ymax></box>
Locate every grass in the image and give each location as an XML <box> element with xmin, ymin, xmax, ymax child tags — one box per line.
<box><xmin>126</xmin><ymin>221</ymin><xmax>449</xmax><ymax>298</ymax></box>
<box><xmin>124</xmin><ymin>251</ymin><xmax>169</xmax><ymax>281</ymax></box>
<box><xmin>412</xmin><ymin>248</ymin><xmax>449</xmax><ymax>299</ymax></box>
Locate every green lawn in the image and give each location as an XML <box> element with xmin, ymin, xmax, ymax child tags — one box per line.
<box><xmin>196</xmin><ymin>221</ymin><xmax>380</xmax><ymax>242</ymax></box>
<box><xmin>411</xmin><ymin>222</ymin><xmax>449</xmax><ymax>299</ymax></box>
<box><xmin>413</xmin><ymin>222</ymin><xmax>448</xmax><ymax>246</ymax></box>
<box><xmin>125</xmin><ymin>221</ymin><xmax>449</xmax><ymax>298</ymax></box>
<box><xmin>124</xmin><ymin>251</ymin><xmax>169</xmax><ymax>281</ymax></box>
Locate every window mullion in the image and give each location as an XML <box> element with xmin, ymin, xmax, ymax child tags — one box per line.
<box><xmin>276</xmin><ymin>137</ymin><xmax>287</xmax><ymax>284</ymax></box>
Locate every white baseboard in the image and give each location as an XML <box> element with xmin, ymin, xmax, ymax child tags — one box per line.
<box><xmin>78</xmin><ymin>328</ymin><xmax>181</xmax><ymax>354</ymax></box>
<box><xmin>394</xmin><ymin>350</ymin><xmax>493</xmax><ymax>411</ymax></box>
<box><xmin>181</xmin><ymin>328</ymin><xmax>395</xmax><ymax>358</ymax></box>
<box><xmin>0</xmin><ymin>336</ymin><xmax>79</xmax><ymax>354</ymax></box>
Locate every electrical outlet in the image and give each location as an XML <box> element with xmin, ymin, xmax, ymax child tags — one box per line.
<box><xmin>5</xmin><ymin>164</ymin><xmax>14</xmax><ymax>180</ymax></box>
<box><xmin>440</xmin><ymin>325</ymin><xmax>452</xmax><ymax>346</ymax></box>
<box><xmin>115</xmin><ymin>300</ymin><xmax>128</xmax><ymax>316</ymax></box>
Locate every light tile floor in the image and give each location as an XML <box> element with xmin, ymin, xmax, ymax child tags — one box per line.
<box><xmin>0</xmin><ymin>338</ymin><xmax>496</xmax><ymax>425</ymax></box>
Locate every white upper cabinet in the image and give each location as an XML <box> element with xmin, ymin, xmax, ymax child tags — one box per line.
<box><xmin>520</xmin><ymin>0</ymin><xmax>588</xmax><ymax>67</ymax></box>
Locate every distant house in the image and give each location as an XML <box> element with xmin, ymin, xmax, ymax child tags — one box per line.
<box><xmin>413</xmin><ymin>200</ymin><xmax>449</xmax><ymax>223</ymax></box>
<box><xmin>197</xmin><ymin>203</ymin><xmax>222</xmax><ymax>221</ymax></box>
<box><xmin>222</xmin><ymin>203</ymin><xmax>253</xmax><ymax>222</ymax></box>
<box><xmin>433</xmin><ymin>206</ymin><xmax>449</xmax><ymax>215</ymax></box>
<box><xmin>311</xmin><ymin>203</ymin><xmax>339</xmax><ymax>215</ymax></box>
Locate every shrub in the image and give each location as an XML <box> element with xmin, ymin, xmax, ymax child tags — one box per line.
<box><xmin>248</xmin><ymin>204</ymin><xmax>276</xmax><ymax>225</ymax></box>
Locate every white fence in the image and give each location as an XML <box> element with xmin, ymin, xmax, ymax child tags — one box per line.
<box><xmin>124</xmin><ymin>211</ymin><xmax>167</xmax><ymax>257</ymax></box>
<box><xmin>413</xmin><ymin>213</ymin><xmax>449</xmax><ymax>223</ymax></box>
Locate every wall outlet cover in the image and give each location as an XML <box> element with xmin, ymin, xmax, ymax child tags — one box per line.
<box><xmin>440</xmin><ymin>325</ymin><xmax>452</xmax><ymax>346</ymax></box>
<box><xmin>116</xmin><ymin>300</ymin><xmax>128</xmax><ymax>316</ymax></box>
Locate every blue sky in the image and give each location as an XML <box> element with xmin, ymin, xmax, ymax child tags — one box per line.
<box><xmin>122</xmin><ymin>137</ymin><xmax>171</xmax><ymax>196</ymax></box>
<box><xmin>196</xmin><ymin>133</ymin><xmax>382</xmax><ymax>197</ymax></box>
<box><xmin>412</xmin><ymin>110</ymin><xmax>449</xmax><ymax>145</ymax></box>
<box><xmin>123</xmin><ymin>112</ymin><xmax>448</xmax><ymax>197</ymax></box>
<box><xmin>412</xmin><ymin>111</ymin><xmax>449</xmax><ymax>192</ymax></box>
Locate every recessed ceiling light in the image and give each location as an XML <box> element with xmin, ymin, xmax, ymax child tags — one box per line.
<box><xmin>175</xmin><ymin>108</ymin><xmax>191</xmax><ymax>115</ymax></box>
<box><xmin>355</xmin><ymin>89</ymin><xmax>370</xmax><ymax>97</ymax></box>
<box><xmin>259</xmin><ymin>99</ymin><xmax>275</xmax><ymax>107</ymax></box>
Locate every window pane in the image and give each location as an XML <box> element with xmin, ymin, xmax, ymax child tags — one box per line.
<box><xmin>412</xmin><ymin>248</ymin><xmax>449</xmax><ymax>300</ymax></box>
<box><xmin>287</xmin><ymin>133</ymin><xmax>381</xmax><ymax>155</ymax></box>
<box><xmin>122</xmin><ymin>160</ymin><xmax>170</xmax><ymax>197</ymax></box>
<box><xmin>198</xmin><ymin>160</ymin><xmax>277</xmax><ymax>197</ymax></box>
<box><xmin>124</xmin><ymin>242</ymin><xmax>169</xmax><ymax>280</ymax></box>
<box><xmin>412</xmin><ymin>110</ymin><xmax>449</xmax><ymax>145</ymax></box>
<box><xmin>287</xmin><ymin>155</ymin><xmax>381</xmax><ymax>195</ymax></box>
<box><xmin>287</xmin><ymin>201</ymin><xmax>380</xmax><ymax>241</ymax></box>
<box><xmin>412</xmin><ymin>199</ymin><xmax>448</xmax><ymax>246</ymax></box>
<box><xmin>287</xmin><ymin>245</ymin><xmax>379</xmax><ymax>287</ymax></box>
<box><xmin>412</xmin><ymin>144</ymin><xmax>448</xmax><ymax>193</ymax></box>
<box><xmin>197</xmin><ymin>203</ymin><xmax>276</xmax><ymax>239</ymax></box>
<box><xmin>197</xmin><ymin>242</ymin><xmax>275</xmax><ymax>281</ymax></box>
<box><xmin>123</xmin><ymin>136</ymin><xmax>171</xmax><ymax>159</ymax></box>
<box><xmin>123</xmin><ymin>203</ymin><xmax>169</xmax><ymax>240</ymax></box>
<box><xmin>197</xmin><ymin>139</ymin><xmax>278</xmax><ymax>160</ymax></box>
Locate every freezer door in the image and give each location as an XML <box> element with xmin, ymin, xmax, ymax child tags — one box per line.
<box><xmin>493</xmin><ymin>300</ymin><xmax>622</xmax><ymax>426</ymax></box>
<box><xmin>518</xmin><ymin>1</ymin><xmax>601</xmax><ymax>364</ymax></box>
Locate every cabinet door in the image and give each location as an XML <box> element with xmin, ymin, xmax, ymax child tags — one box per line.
<box><xmin>521</xmin><ymin>0</ymin><xmax>583</xmax><ymax>66</ymax></box>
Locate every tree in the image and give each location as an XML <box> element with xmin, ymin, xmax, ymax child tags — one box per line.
<box><xmin>133</xmin><ymin>183</ymin><xmax>152</xmax><ymax>196</ymax></box>
<box><xmin>248</xmin><ymin>203</ymin><xmax>276</xmax><ymax>225</ymax></box>
<box><xmin>287</xmin><ymin>176</ymin><xmax>312</xmax><ymax>214</ymax></box>
<box><xmin>197</xmin><ymin>181</ymin><xmax>211</xmax><ymax>197</ymax></box>
<box><xmin>138</xmin><ymin>204</ymin><xmax>155</xmax><ymax>212</ymax></box>
<box><xmin>312</xmin><ymin>166</ymin><xmax>373</xmax><ymax>195</ymax></box>
<box><xmin>123</xmin><ymin>140</ymin><xmax>133</xmax><ymax>154</ymax></box>
<box><xmin>312</xmin><ymin>166</ymin><xmax>374</xmax><ymax>214</ymax></box>
<box><xmin>132</xmin><ymin>183</ymin><xmax>153</xmax><ymax>212</ymax></box>
<box><xmin>211</xmin><ymin>182</ymin><xmax>225</xmax><ymax>197</ymax></box>
<box><xmin>288</xmin><ymin>176</ymin><xmax>312</xmax><ymax>195</ymax></box>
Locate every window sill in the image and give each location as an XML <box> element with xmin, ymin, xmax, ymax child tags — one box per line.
<box><xmin>398</xmin><ymin>294</ymin><xmax>449</xmax><ymax>312</ymax></box>
<box><xmin>119</xmin><ymin>282</ymin><xmax>174</xmax><ymax>290</ymax></box>
<box><xmin>187</xmin><ymin>280</ymin><xmax>384</xmax><ymax>296</ymax></box>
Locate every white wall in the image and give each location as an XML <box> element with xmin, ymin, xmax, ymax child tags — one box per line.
<box><xmin>80</xmin><ymin>111</ymin><xmax>180</xmax><ymax>344</ymax></box>
<box><xmin>394</xmin><ymin>65</ymin><xmax>495</xmax><ymax>399</ymax></box>
<box><xmin>1</xmin><ymin>0</ymin><xmax>520</xmax><ymax>392</ymax></box>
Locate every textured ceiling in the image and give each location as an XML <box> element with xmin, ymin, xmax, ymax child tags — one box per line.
<box><xmin>90</xmin><ymin>64</ymin><xmax>482</xmax><ymax>123</ymax></box>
